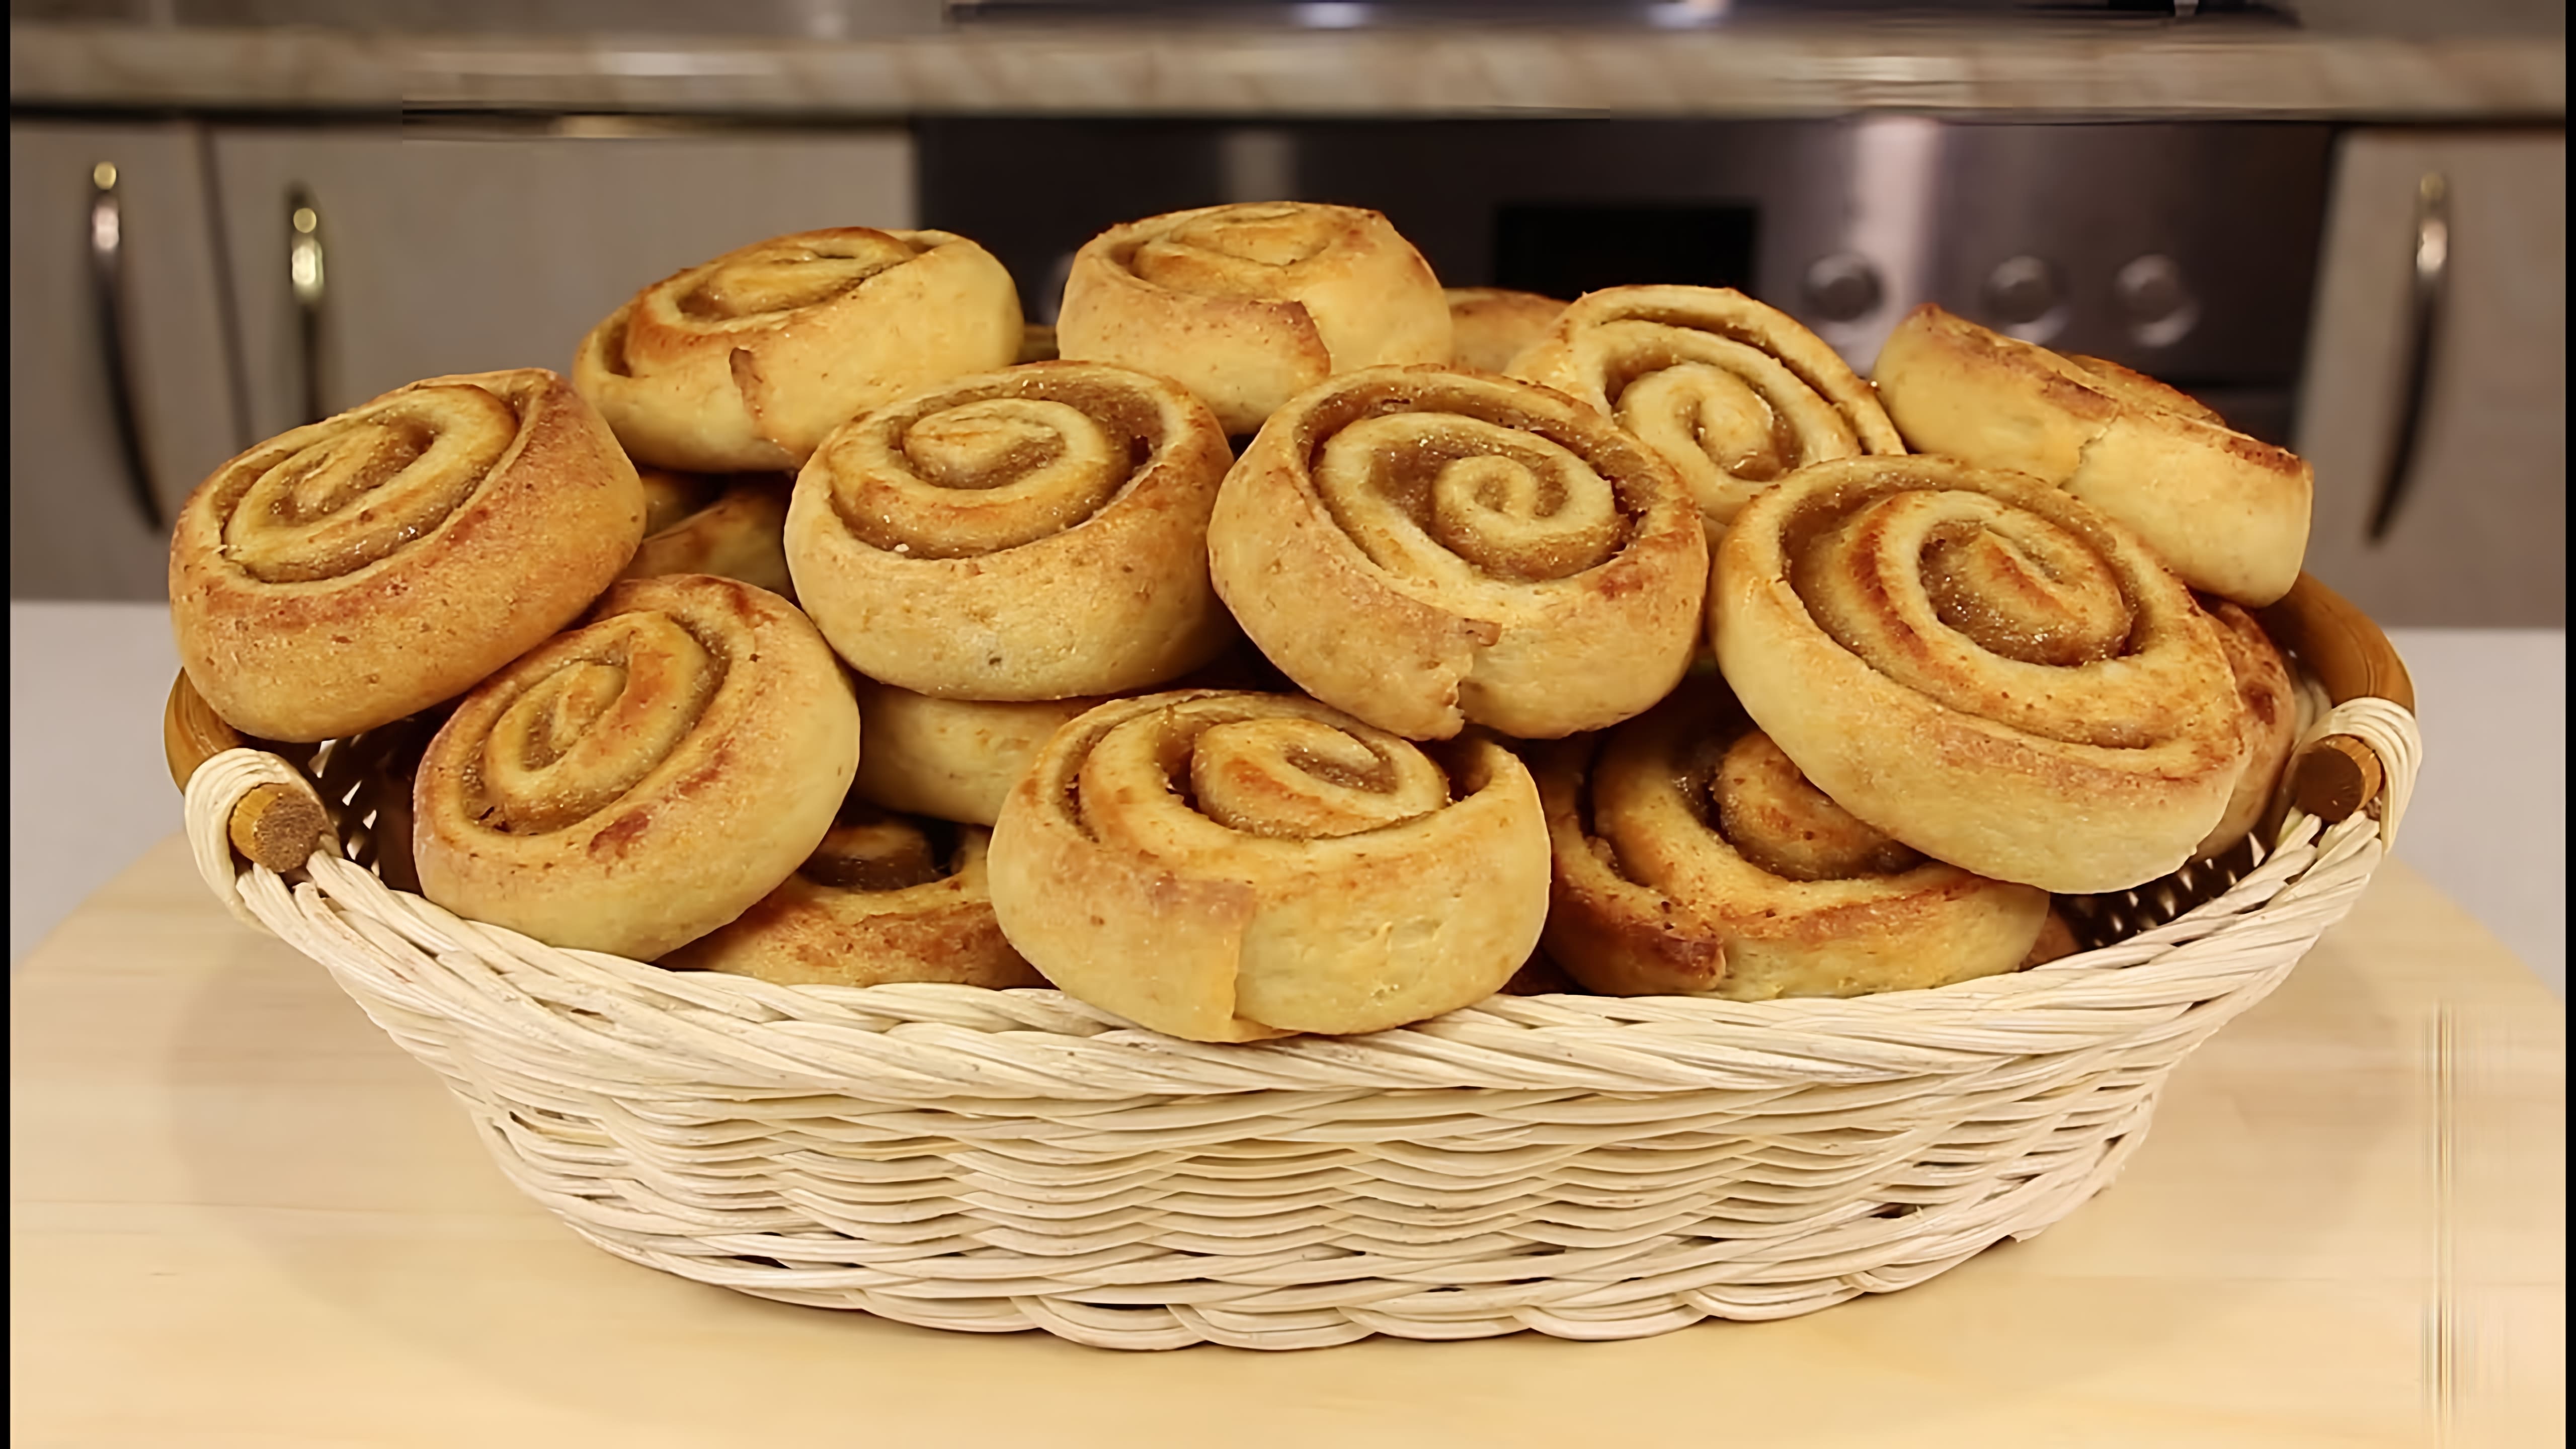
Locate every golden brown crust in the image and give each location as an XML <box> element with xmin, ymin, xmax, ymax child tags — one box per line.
<box><xmin>1509</xmin><ymin>285</ymin><xmax>1904</xmax><ymax>531</ymax></box>
<box><xmin>787</xmin><ymin>361</ymin><xmax>1239</xmax><ymax>701</ymax></box>
<box><xmin>849</xmin><ymin>679</ymin><xmax>1102</xmax><ymax>828</ymax></box>
<box><xmin>663</xmin><ymin>804</ymin><xmax>1043</xmax><ymax>989</ymax></box>
<box><xmin>984</xmin><ymin>691</ymin><xmax>1549</xmax><ymax>1041</ymax></box>
<box><xmin>412</xmin><ymin>574</ymin><xmax>860</xmax><ymax>960</ymax></box>
<box><xmin>621</xmin><ymin>468</ymin><xmax>795</xmax><ymax>598</ymax></box>
<box><xmin>573</xmin><ymin>228</ymin><xmax>1022</xmax><ymax>472</ymax></box>
<box><xmin>1534</xmin><ymin>682</ymin><xmax>2048</xmax><ymax>1000</ymax></box>
<box><xmin>169</xmin><ymin>368</ymin><xmax>645</xmax><ymax>743</ymax></box>
<box><xmin>846</xmin><ymin>649</ymin><xmax>1298</xmax><ymax>828</ymax></box>
<box><xmin>1056</xmin><ymin>203</ymin><xmax>1452</xmax><ymax>435</ymax></box>
<box><xmin>1871</xmin><ymin>305</ymin><xmax>2311</xmax><ymax>605</ymax></box>
<box><xmin>1444</xmin><ymin>287</ymin><xmax>1566</xmax><ymax>373</ymax></box>
<box><xmin>1208</xmin><ymin>365</ymin><xmax>1709</xmax><ymax>741</ymax></box>
<box><xmin>2195</xmin><ymin>598</ymin><xmax>2301</xmax><ymax>860</ymax></box>
<box><xmin>1710</xmin><ymin>455</ymin><xmax>2250</xmax><ymax>894</ymax></box>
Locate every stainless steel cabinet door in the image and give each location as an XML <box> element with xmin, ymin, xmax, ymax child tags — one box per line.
<box><xmin>2296</xmin><ymin>129</ymin><xmax>2566</xmax><ymax>627</ymax></box>
<box><xmin>10</xmin><ymin>122</ymin><xmax>245</xmax><ymax>601</ymax></box>
<box><xmin>207</xmin><ymin>126</ymin><xmax>915</xmax><ymax>440</ymax></box>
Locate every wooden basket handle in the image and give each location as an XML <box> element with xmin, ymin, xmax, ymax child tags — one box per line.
<box><xmin>165</xmin><ymin>672</ymin><xmax>330</xmax><ymax>873</ymax></box>
<box><xmin>2255</xmin><ymin>572</ymin><xmax>2416</xmax><ymax>823</ymax></box>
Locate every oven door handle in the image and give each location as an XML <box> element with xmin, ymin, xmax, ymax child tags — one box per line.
<box><xmin>287</xmin><ymin>185</ymin><xmax>328</xmax><ymax>424</ymax></box>
<box><xmin>2367</xmin><ymin>171</ymin><xmax>2449</xmax><ymax>544</ymax></box>
<box><xmin>88</xmin><ymin>163</ymin><xmax>163</xmax><ymax>535</ymax></box>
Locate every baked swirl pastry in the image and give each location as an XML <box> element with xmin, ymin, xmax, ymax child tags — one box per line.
<box><xmin>1056</xmin><ymin>202</ymin><xmax>1452</xmax><ymax>434</ymax></box>
<box><xmin>849</xmin><ymin>677</ymin><xmax>1100</xmax><ymax>828</ymax></box>
<box><xmin>169</xmin><ymin>368</ymin><xmax>644</xmax><ymax>743</ymax></box>
<box><xmin>413</xmin><ymin>574</ymin><xmax>860</xmax><ymax>960</ymax></box>
<box><xmin>1536</xmin><ymin>681</ymin><xmax>2049</xmax><ymax>1000</ymax></box>
<box><xmin>786</xmin><ymin>361</ymin><xmax>1238</xmax><ymax>700</ymax></box>
<box><xmin>663</xmin><ymin>796</ymin><xmax>1042</xmax><ymax>989</ymax></box>
<box><xmin>1444</xmin><ymin>287</ymin><xmax>1566</xmax><ymax>373</ymax></box>
<box><xmin>986</xmin><ymin>691</ymin><xmax>1548</xmax><ymax>1042</ymax></box>
<box><xmin>573</xmin><ymin>228</ymin><xmax>1021</xmax><ymax>474</ymax></box>
<box><xmin>2195</xmin><ymin>598</ymin><xmax>2300</xmax><ymax>861</ymax></box>
<box><xmin>1509</xmin><ymin>285</ymin><xmax>1905</xmax><ymax>531</ymax></box>
<box><xmin>846</xmin><ymin>648</ymin><xmax>1293</xmax><ymax>827</ymax></box>
<box><xmin>1871</xmin><ymin>304</ymin><xmax>2312</xmax><ymax>605</ymax></box>
<box><xmin>1711</xmin><ymin>456</ymin><xmax>2250</xmax><ymax>894</ymax></box>
<box><xmin>622</xmin><ymin>468</ymin><xmax>795</xmax><ymax>598</ymax></box>
<box><xmin>1208</xmin><ymin>366</ymin><xmax>1708</xmax><ymax>741</ymax></box>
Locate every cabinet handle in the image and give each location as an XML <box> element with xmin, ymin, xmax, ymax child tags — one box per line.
<box><xmin>88</xmin><ymin>162</ymin><xmax>163</xmax><ymax>534</ymax></box>
<box><xmin>2366</xmin><ymin>172</ymin><xmax>2449</xmax><ymax>544</ymax></box>
<box><xmin>287</xmin><ymin>185</ymin><xmax>327</xmax><ymax>424</ymax></box>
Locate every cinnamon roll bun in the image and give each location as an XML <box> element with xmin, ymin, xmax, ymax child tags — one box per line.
<box><xmin>1509</xmin><ymin>285</ymin><xmax>1905</xmax><ymax>531</ymax></box>
<box><xmin>1056</xmin><ymin>203</ymin><xmax>1451</xmax><ymax>434</ymax></box>
<box><xmin>1536</xmin><ymin>680</ymin><xmax>2050</xmax><ymax>1000</ymax></box>
<box><xmin>1208</xmin><ymin>366</ymin><xmax>1707</xmax><ymax>741</ymax></box>
<box><xmin>2195</xmin><ymin>597</ymin><xmax>2301</xmax><ymax>861</ymax></box>
<box><xmin>848</xmin><ymin>677</ymin><xmax>1101</xmax><ymax>829</ymax></box>
<box><xmin>622</xmin><ymin>467</ymin><xmax>795</xmax><ymax>599</ymax></box>
<box><xmin>169</xmin><ymin>368</ymin><xmax>644</xmax><ymax>743</ymax></box>
<box><xmin>574</xmin><ymin>228</ymin><xmax>1021</xmax><ymax>473</ymax></box>
<box><xmin>1444</xmin><ymin>287</ymin><xmax>1566</xmax><ymax>373</ymax></box>
<box><xmin>786</xmin><ymin>361</ymin><xmax>1237</xmax><ymax>701</ymax></box>
<box><xmin>663</xmin><ymin>796</ymin><xmax>1041</xmax><ymax>990</ymax></box>
<box><xmin>412</xmin><ymin>574</ymin><xmax>860</xmax><ymax>960</ymax></box>
<box><xmin>1871</xmin><ymin>304</ymin><xmax>2311</xmax><ymax>605</ymax></box>
<box><xmin>1711</xmin><ymin>456</ymin><xmax>2251</xmax><ymax>894</ymax></box>
<box><xmin>986</xmin><ymin>691</ymin><xmax>1548</xmax><ymax>1042</ymax></box>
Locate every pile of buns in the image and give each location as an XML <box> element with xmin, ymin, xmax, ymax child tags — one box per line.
<box><xmin>167</xmin><ymin>201</ymin><xmax>2314</xmax><ymax>1044</ymax></box>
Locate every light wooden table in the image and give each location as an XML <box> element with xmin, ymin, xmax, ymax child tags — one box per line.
<box><xmin>10</xmin><ymin>836</ymin><xmax>2565</xmax><ymax>1448</ymax></box>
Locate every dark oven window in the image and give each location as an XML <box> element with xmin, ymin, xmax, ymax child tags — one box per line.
<box><xmin>1494</xmin><ymin>204</ymin><xmax>1759</xmax><ymax>299</ymax></box>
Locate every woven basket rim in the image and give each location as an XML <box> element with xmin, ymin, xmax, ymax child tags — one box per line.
<box><xmin>180</xmin><ymin>687</ymin><xmax>2417</xmax><ymax>1102</ymax></box>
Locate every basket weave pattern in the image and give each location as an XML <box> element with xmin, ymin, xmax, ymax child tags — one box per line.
<box><xmin>183</xmin><ymin>696</ymin><xmax>2418</xmax><ymax>1352</ymax></box>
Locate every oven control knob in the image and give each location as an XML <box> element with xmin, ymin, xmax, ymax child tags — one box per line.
<box><xmin>1982</xmin><ymin>255</ymin><xmax>2063</xmax><ymax>328</ymax></box>
<box><xmin>1803</xmin><ymin>253</ymin><xmax>1884</xmax><ymax>324</ymax></box>
<box><xmin>2116</xmin><ymin>254</ymin><xmax>2201</xmax><ymax>347</ymax></box>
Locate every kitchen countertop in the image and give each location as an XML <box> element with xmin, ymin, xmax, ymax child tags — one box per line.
<box><xmin>8</xmin><ymin>9</ymin><xmax>2566</xmax><ymax>120</ymax></box>
<box><xmin>9</xmin><ymin>826</ymin><xmax>2563</xmax><ymax>1444</ymax></box>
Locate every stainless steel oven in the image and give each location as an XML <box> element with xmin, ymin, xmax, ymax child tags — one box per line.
<box><xmin>920</xmin><ymin>116</ymin><xmax>2334</xmax><ymax>445</ymax></box>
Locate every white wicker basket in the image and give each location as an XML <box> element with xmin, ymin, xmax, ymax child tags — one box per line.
<box><xmin>170</xmin><ymin>579</ymin><xmax>2421</xmax><ymax>1351</ymax></box>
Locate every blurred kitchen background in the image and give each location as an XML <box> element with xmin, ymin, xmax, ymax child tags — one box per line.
<box><xmin>8</xmin><ymin>1</ymin><xmax>2566</xmax><ymax>980</ymax></box>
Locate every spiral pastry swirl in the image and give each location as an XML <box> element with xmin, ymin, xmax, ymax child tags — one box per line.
<box><xmin>169</xmin><ymin>368</ymin><xmax>644</xmax><ymax>743</ymax></box>
<box><xmin>413</xmin><ymin>574</ymin><xmax>860</xmax><ymax>960</ymax></box>
<box><xmin>1536</xmin><ymin>681</ymin><xmax>2049</xmax><ymax>1000</ymax></box>
<box><xmin>1872</xmin><ymin>304</ymin><xmax>2311</xmax><ymax>605</ymax></box>
<box><xmin>787</xmin><ymin>361</ymin><xmax>1237</xmax><ymax>700</ymax></box>
<box><xmin>574</xmin><ymin>227</ymin><xmax>1021</xmax><ymax>473</ymax></box>
<box><xmin>664</xmin><ymin>796</ymin><xmax>1041</xmax><ymax>989</ymax></box>
<box><xmin>622</xmin><ymin>467</ymin><xmax>795</xmax><ymax>599</ymax></box>
<box><xmin>1056</xmin><ymin>203</ymin><xmax>1452</xmax><ymax>435</ymax></box>
<box><xmin>1509</xmin><ymin>285</ymin><xmax>1905</xmax><ymax>532</ymax></box>
<box><xmin>1208</xmin><ymin>366</ymin><xmax>1708</xmax><ymax>741</ymax></box>
<box><xmin>1711</xmin><ymin>456</ymin><xmax>2250</xmax><ymax>894</ymax></box>
<box><xmin>985</xmin><ymin>691</ymin><xmax>1549</xmax><ymax>1042</ymax></box>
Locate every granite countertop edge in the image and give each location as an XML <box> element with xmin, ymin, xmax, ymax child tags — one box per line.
<box><xmin>9</xmin><ymin>21</ymin><xmax>2566</xmax><ymax>121</ymax></box>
